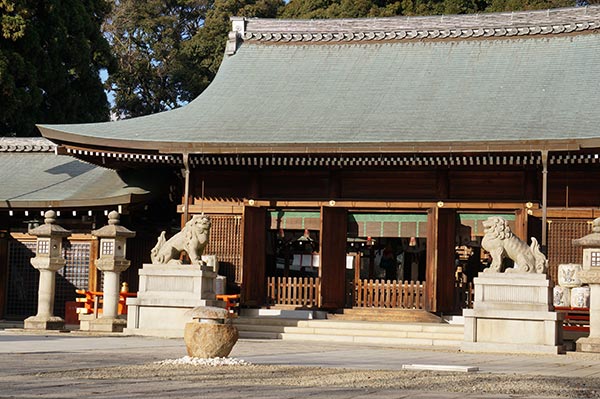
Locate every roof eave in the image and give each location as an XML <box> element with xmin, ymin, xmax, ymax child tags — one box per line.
<box><xmin>1</xmin><ymin>192</ymin><xmax>149</xmax><ymax>210</ymax></box>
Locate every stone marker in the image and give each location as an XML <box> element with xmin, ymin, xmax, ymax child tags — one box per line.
<box><xmin>184</xmin><ymin>306</ymin><xmax>239</xmax><ymax>358</ymax></box>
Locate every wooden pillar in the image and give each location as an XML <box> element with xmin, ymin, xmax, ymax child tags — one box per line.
<box><xmin>436</xmin><ymin>169</ymin><xmax>449</xmax><ymax>200</ymax></box>
<box><xmin>425</xmin><ymin>207</ymin><xmax>456</xmax><ymax>313</ymax></box>
<box><xmin>514</xmin><ymin>208</ymin><xmax>527</xmax><ymax>242</ymax></box>
<box><xmin>0</xmin><ymin>230</ymin><xmax>8</xmax><ymax>319</ymax></box>
<box><xmin>319</xmin><ymin>206</ymin><xmax>347</xmax><ymax>310</ymax></box>
<box><xmin>241</xmin><ymin>206</ymin><xmax>266</xmax><ymax>307</ymax></box>
<box><xmin>89</xmin><ymin>238</ymin><xmax>99</xmax><ymax>291</ymax></box>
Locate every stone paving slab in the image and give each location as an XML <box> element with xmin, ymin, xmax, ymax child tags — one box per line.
<box><xmin>1</xmin><ymin>331</ymin><xmax>600</xmax><ymax>398</ymax></box>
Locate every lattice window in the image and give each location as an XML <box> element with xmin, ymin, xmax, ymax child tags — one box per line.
<box><xmin>101</xmin><ymin>240</ymin><xmax>114</xmax><ymax>255</ymax></box>
<box><xmin>592</xmin><ymin>251</ymin><xmax>600</xmax><ymax>268</ymax></box>
<box><xmin>206</xmin><ymin>215</ymin><xmax>242</xmax><ymax>285</ymax></box>
<box><xmin>6</xmin><ymin>240</ymin><xmax>37</xmax><ymax>317</ymax></box>
<box><xmin>547</xmin><ymin>220</ymin><xmax>591</xmax><ymax>286</ymax></box>
<box><xmin>37</xmin><ymin>240</ymin><xmax>49</xmax><ymax>254</ymax></box>
<box><xmin>55</xmin><ymin>241</ymin><xmax>91</xmax><ymax>317</ymax></box>
<box><xmin>6</xmin><ymin>238</ymin><xmax>91</xmax><ymax>319</ymax></box>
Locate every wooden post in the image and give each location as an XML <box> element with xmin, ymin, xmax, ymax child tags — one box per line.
<box><xmin>0</xmin><ymin>230</ymin><xmax>8</xmax><ymax>319</ymax></box>
<box><xmin>425</xmin><ymin>207</ymin><xmax>456</xmax><ymax>313</ymax></box>
<box><xmin>541</xmin><ymin>150</ymin><xmax>549</xmax><ymax>254</ymax></box>
<box><xmin>514</xmin><ymin>208</ymin><xmax>527</xmax><ymax>242</ymax></box>
<box><xmin>319</xmin><ymin>206</ymin><xmax>347</xmax><ymax>310</ymax></box>
<box><xmin>241</xmin><ymin>205</ymin><xmax>266</xmax><ymax>307</ymax></box>
<box><xmin>89</xmin><ymin>237</ymin><xmax>99</xmax><ymax>291</ymax></box>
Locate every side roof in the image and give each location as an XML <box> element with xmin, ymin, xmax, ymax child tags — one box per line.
<box><xmin>0</xmin><ymin>138</ymin><xmax>149</xmax><ymax>209</ymax></box>
<box><xmin>38</xmin><ymin>6</ymin><xmax>600</xmax><ymax>155</ymax></box>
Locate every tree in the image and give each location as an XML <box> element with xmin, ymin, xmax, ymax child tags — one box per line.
<box><xmin>485</xmin><ymin>0</ymin><xmax>573</xmax><ymax>11</ymax></box>
<box><xmin>178</xmin><ymin>0</ymin><xmax>284</xmax><ymax>102</ymax></box>
<box><xmin>280</xmin><ymin>0</ymin><xmax>581</xmax><ymax>18</ymax></box>
<box><xmin>104</xmin><ymin>0</ymin><xmax>210</xmax><ymax>118</ymax></box>
<box><xmin>106</xmin><ymin>0</ymin><xmax>284</xmax><ymax>119</ymax></box>
<box><xmin>0</xmin><ymin>0</ymin><xmax>114</xmax><ymax>137</ymax></box>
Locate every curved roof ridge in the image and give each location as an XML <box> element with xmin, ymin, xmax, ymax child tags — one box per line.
<box><xmin>238</xmin><ymin>5</ymin><xmax>600</xmax><ymax>44</ymax></box>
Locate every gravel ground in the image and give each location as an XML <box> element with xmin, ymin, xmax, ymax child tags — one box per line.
<box><xmin>35</xmin><ymin>361</ymin><xmax>600</xmax><ymax>398</ymax></box>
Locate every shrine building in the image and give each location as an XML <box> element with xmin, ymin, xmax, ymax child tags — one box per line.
<box><xmin>37</xmin><ymin>6</ymin><xmax>600</xmax><ymax>317</ymax></box>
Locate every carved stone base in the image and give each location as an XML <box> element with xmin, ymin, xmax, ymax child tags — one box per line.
<box><xmin>87</xmin><ymin>316</ymin><xmax>127</xmax><ymax>333</ymax></box>
<box><xmin>24</xmin><ymin>315</ymin><xmax>65</xmax><ymax>331</ymax></box>
<box><xmin>125</xmin><ymin>263</ymin><xmax>224</xmax><ymax>337</ymax></box>
<box><xmin>461</xmin><ymin>272</ymin><xmax>564</xmax><ymax>354</ymax></box>
<box><xmin>576</xmin><ymin>337</ymin><xmax>600</xmax><ymax>353</ymax></box>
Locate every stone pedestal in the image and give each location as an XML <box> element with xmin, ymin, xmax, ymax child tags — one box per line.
<box><xmin>125</xmin><ymin>263</ymin><xmax>223</xmax><ymax>337</ymax></box>
<box><xmin>576</xmin><ymin>269</ymin><xmax>600</xmax><ymax>352</ymax></box>
<box><xmin>461</xmin><ymin>272</ymin><xmax>564</xmax><ymax>354</ymax></box>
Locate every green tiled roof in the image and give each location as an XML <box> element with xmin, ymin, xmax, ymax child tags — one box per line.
<box><xmin>38</xmin><ymin>7</ymin><xmax>600</xmax><ymax>154</ymax></box>
<box><xmin>0</xmin><ymin>139</ymin><xmax>148</xmax><ymax>208</ymax></box>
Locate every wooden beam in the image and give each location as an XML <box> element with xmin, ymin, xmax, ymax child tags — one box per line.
<box><xmin>530</xmin><ymin>208</ymin><xmax>600</xmax><ymax>219</ymax></box>
<box><xmin>232</xmin><ymin>200</ymin><xmax>533</xmax><ymax>211</ymax></box>
<box><xmin>178</xmin><ymin>204</ymin><xmax>244</xmax><ymax>214</ymax></box>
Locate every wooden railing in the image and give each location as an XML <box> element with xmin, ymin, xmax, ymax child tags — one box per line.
<box><xmin>354</xmin><ymin>279</ymin><xmax>425</xmax><ymax>309</ymax></box>
<box><xmin>267</xmin><ymin>277</ymin><xmax>470</xmax><ymax>311</ymax></box>
<box><xmin>267</xmin><ymin>276</ymin><xmax>321</xmax><ymax>308</ymax></box>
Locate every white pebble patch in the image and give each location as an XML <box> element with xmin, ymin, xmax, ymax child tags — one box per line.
<box><xmin>156</xmin><ymin>356</ymin><xmax>251</xmax><ymax>366</ymax></box>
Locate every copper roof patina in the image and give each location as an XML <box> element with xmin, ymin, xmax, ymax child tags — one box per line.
<box><xmin>38</xmin><ymin>6</ymin><xmax>600</xmax><ymax>155</ymax></box>
<box><xmin>0</xmin><ymin>138</ymin><xmax>149</xmax><ymax>208</ymax></box>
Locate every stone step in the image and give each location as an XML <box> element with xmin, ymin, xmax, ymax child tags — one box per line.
<box><xmin>279</xmin><ymin>333</ymin><xmax>461</xmax><ymax>348</ymax></box>
<box><xmin>239</xmin><ymin>330</ymin><xmax>282</xmax><ymax>339</ymax></box>
<box><xmin>234</xmin><ymin>316</ymin><xmax>464</xmax><ymax>347</ymax></box>
<box><xmin>281</xmin><ymin>326</ymin><xmax>463</xmax><ymax>340</ymax></box>
<box><xmin>330</xmin><ymin>308</ymin><xmax>442</xmax><ymax>323</ymax></box>
<box><xmin>233</xmin><ymin>317</ymin><xmax>303</xmax><ymax>327</ymax></box>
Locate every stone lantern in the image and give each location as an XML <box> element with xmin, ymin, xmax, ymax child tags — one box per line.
<box><xmin>24</xmin><ymin>210</ymin><xmax>71</xmax><ymax>330</ymax></box>
<box><xmin>90</xmin><ymin>210</ymin><xmax>135</xmax><ymax>332</ymax></box>
<box><xmin>573</xmin><ymin>217</ymin><xmax>600</xmax><ymax>352</ymax></box>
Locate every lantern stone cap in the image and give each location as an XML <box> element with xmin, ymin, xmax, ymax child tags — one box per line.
<box><xmin>28</xmin><ymin>210</ymin><xmax>71</xmax><ymax>237</ymax></box>
<box><xmin>573</xmin><ymin>218</ymin><xmax>600</xmax><ymax>247</ymax></box>
<box><xmin>92</xmin><ymin>211</ymin><xmax>136</xmax><ymax>238</ymax></box>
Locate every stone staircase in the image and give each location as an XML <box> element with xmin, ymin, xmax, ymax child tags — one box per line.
<box><xmin>328</xmin><ymin>307</ymin><xmax>443</xmax><ymax>323</ymax></box>
<box><xmin>233</xmin><ymin>311</ymin><xmax>464</xmax><ymax>348</ymax></box>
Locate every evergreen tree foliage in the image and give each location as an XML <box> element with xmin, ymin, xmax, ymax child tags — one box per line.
<box><xmin>106</xmin><ymin>0</ymin><xmax>283</xmax><ymax>119</ymax></box>
<box><xmin>179</xmin><ymin>0</ymin><xmax>283</xmax><ymax>102</ymax></box>
<box><xmin>280</xmin><ymin>0</ymin><xmax>581</xmax><ymax>19</ymax></box>
<box><xmin>103</xmin><ymin>0</ymin><xmax>589</xmax><ymax>119</ymax></box>
<box><xmin>104</xmin><ymin>0</ymin><xmax>210</xmax><ymax>118</ymax></box>
<box><xmin>0</xmin><ymin>0</ymin><xmax>114</xmax><ymax>136</ymax></box>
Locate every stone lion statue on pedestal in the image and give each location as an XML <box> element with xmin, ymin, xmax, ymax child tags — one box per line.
<box><xmin>151</xmin><ymin>215</ymin><xmax>211</xmax><ymax>265</ymax></box>
<box><xmin>481</xmin><ymin>216</ymin><xmax>547</xmax><ymax>274</ymax></box>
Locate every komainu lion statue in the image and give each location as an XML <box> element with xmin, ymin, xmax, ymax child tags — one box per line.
<box><xmin>150</xmin><ymin>215</ymin><xmax>211</xmax><ymax>265</ymax></box>
<box><xmin>481</xmin><ymin>216</ymin><xmax>547</xmax><ymax>274</ymax></box>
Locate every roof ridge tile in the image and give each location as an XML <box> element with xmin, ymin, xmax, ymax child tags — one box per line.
<box><xmin>0</xmin><ymin>137</ymin><xmax>56</xmax><ymax>153</ymax></box>
<box><xmin>237</xmin><ymin>5</ymin><xmax>600</xmax><ymax>44</ymax></box>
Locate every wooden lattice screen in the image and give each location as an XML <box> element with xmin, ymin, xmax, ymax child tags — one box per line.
<box><xmin>547</xmin><ymin>219</ymin><xmax>591</xmax><ymax>285</ymax></box>
<box><xmin>6</xmin><ymin>236</ymin><xmax>92</xmax><ymax>318</ymax></box>
<box><xmin>206</xmin><ymin>215</ymin><xmax>243</xmax><ymax>285</ymax></box>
